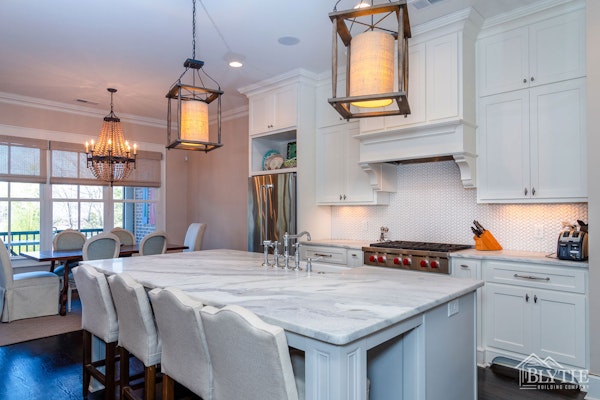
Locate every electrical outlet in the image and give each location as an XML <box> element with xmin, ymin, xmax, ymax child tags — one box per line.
<box><xmin>361</xmin><ymin>220</ymin><xmax>368</xmax><ymax>233</ymax></box>
<box><xmin>534</xmin><ymin>224</ymin><xmax>544</xmax><ymax>239</ymax></box>
<box><xmin>448</xmin><ymin>299</ymin><xmax>459</xmax><ymax>317</ymax></box>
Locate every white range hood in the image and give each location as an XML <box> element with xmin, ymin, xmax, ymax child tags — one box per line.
<box><xmin>355</xmin><ymin>8</ymin><xmax>482</xmax><ymax>189</ymax></box>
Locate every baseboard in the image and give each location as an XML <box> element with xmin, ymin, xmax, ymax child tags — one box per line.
<box><xmin>585</xmin><ymin>374</ymin><xmax>600</xmax><ymax>399</ymax></box>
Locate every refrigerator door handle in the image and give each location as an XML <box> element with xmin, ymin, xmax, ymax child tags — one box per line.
<box><xmin>259</xmin><ymin>184</ymin><xmax>274</xmax><ymax>242</ymax></box>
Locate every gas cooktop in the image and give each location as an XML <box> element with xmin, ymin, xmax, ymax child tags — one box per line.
<box><xmin>368</xmin><ymin>241</ymin><xmax>471</xmax><ymax>252</ymax></box>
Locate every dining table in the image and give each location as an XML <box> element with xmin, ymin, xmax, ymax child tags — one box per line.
<box><xmin>21</xmin><ymin>243</ymin><xmax>188</xmax><ymax>316</ymax></box>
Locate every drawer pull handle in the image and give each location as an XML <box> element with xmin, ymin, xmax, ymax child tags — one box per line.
<box><xmin>460</xmin><ymin>264</ymin><xmax>470</xmax><ymax>269</ymax></box>
<box><xmin>514</xmin><ymin>274</ymin><xmax>550</xmax><ymax>281</ymax></box>
<box><xmin>314</xmin><ymin>253</ymin><xmax>333</xmax><ymax>258</ymax></box>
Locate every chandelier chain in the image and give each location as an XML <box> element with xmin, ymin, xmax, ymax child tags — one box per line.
<box><xmin>192</xmin><ymin>0</ymin><xmax>196</xmax><ymax>60</ymax></box>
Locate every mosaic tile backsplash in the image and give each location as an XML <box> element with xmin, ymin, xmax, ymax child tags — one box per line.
<box><xmin>331</xmin><ymin>161</ymin><xmax>588</xmax><ymax>254</ymax></box>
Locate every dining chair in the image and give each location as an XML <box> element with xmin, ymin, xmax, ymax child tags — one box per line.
<box><xmin>52</xmin><ymin>229</ymin><xmax>86</xmax><ymax>312</ymax></box>
<box><xmin>107</xmin><ymin>273</ymin><xmax>161</xmax><ymax>400</ymax></box>
<box><xmin>148</xmin><ymin>287</ymin><xmax>213</xmax><ymax>400</ymax></box>
<box><xmin>139</xmin><ymin>231</ymin><xmax>168</xmax><ymax>256</ymax></box>
<box><xmin>183</xmin><ymin>223</ymin><xmax>207</xmax><ymax>252</ymax></box>
<box><xmin>72</xmin><ymin>264</ymin><xmax>120</xmax><ymax>400</ymax></box>
<box><xmin>83</xmin><ymin>233</ymin><xmax>121</xmax><ymax>261</ymax></box>
<box><xmin>200</xmin><ymin>304</ymin><xmax>301</xmax><ymax>400</ymax></box>
<box><xmin>110</xmin><ymin>227</ymin><xmax>135</xmax><ymax>246</ymax></box>
<box><xmin>0</xmin><ymin>238</ymin><xmax>60</xmax><ymax>322</ymax></box>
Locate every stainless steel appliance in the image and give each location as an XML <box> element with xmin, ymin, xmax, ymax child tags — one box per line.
<box><xmin>557</xmin><ymin>229</ymin><xmax>588</xmax><ymax>261</ymax></box>
<box><xmin>362</xmin><ymin>241</ymin><xmax>471</xmax><ymax>274</ymax></box>
<box><xmin>248</xmin><ymin>173</ymin><xmax>296</xmax><ymax>253</ymax></box>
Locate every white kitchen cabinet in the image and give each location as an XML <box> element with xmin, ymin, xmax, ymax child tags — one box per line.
<box><xmin>316</xmin><ymin>122</ymin><xmax>392</xmax><ymax>205</ymax></box>
<box><xmin>477</xmin><ymin>78</ymin><xmax>587</xmax><ymax>203</ymax></box>
<box><xmin>451</xmin><ymin>257</ymin><xmax>483</xmax><ymax>364</ymax></box>
<box><xmin>483</xmin><ymin>261</ymin><xmax>587</xmax><ymax>368</ymax></box>
<box><xmin>248</xmin><ymin>84</ymin><xmax>297</xmax><ymax>135</ymax></box>
<box><xmin>477</xmin><ymin>8</ymin><xmax>585</xmax><ymax>97</ymax></box>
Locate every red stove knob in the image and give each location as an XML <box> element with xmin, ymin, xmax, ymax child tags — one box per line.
<box><xmin>420</xmin><ymin>260</ymin><xmax>429</xmax><ymax>268</ymax></box>
<box><xmin>431</xmin><ymin>260</ymin><xmax>439</xmax><ymax>269</ymax></box>
<box><xmin>403</xmin><ymin>258</ymin><xmax>411</xmax><ymax>266</ymax></box>
<box><xmin>377</xmin><ymin>255</ymin><xmax>385</xmax><ymax>263</ymax></box>
<box><xmin>369</xmin><ymin>255</ymin><xmax>376</xmax><ymax>262</ymax></box>
<box><xmin>393</xmin><ymin>257</ymin><xmax>401</xmax><ymax>265</ymax></box>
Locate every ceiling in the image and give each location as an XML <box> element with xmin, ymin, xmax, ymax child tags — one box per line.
<box><xmin>0</xmin><ymin>0</ymin><xmax>541</xmax><ymax>122</ymax></box>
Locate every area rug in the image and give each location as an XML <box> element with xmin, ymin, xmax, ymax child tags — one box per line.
<box><xmin>0</xmin><ymin>299</ymin><xmax>82</xmax><ymax>346</ymax></box>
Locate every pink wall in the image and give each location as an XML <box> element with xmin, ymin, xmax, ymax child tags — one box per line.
<box><xmin>185</xmin><ymin>115</ymin><xmax>250</xmax><ymax>251</ymax></box>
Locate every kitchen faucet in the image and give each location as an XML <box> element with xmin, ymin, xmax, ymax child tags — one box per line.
<box><xmin>283</xmin><ymin>231</ymin><xmax>311</xmax><ymax>269</ymax></box>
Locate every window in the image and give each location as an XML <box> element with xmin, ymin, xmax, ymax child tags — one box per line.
<box><xmin>0</xmin><ymin>182</ymin><xmax>41</xmax><ymax>255</ymax></box>
<box><xmin>52</xmin><ymin>184</ymin><xmax>104</xmax><ymax>238</ymax></box>
<box><xmin>114</xmin><ymin>187</ymin><xmax>159</xmax><ymax>244</ymax></box>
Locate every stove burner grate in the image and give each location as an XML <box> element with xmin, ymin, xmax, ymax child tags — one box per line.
<box><xmin>368</xmin><ymin>241</ymin><xmax>471</xmax><ymax>252</ymax></box>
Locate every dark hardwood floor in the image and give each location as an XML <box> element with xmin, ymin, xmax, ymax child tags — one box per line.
<box><xmin>0</xmin><ymin>331</ymin><xmax>588</xmax><ymax>399</ymax></box>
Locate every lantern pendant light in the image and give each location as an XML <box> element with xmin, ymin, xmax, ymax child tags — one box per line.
<box><xmin>166</xmin><ymin>0</ymin><xmax>223</xmax><ymax>152</ymax></box>
<box><xmin>329</xmin><ymin>0</ymin><xmax>412</xmax><ymax>119</ymax></box>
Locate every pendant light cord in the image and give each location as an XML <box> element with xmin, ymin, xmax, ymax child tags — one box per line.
<box><xmin>192</xmin><ymin>0</ymin><xmax>196</xmax><ymax>60</ymax></box>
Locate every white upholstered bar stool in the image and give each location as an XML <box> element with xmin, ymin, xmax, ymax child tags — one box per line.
<box><xmin>138</xmin><ymin>231</ymin><xmax>167</xmax><ymax>256</ymax></box>
<box><xmin>148</xmin><ymin>287</ymin><xmax>213</xmax><ymax>400</ymax></box>
<box><xmin>107</xmin><ymin>273</ymin><xmax>161</xmax><ymax>400</ymax></box>
<box><xmin>200</xmin><ymin>304</ymin><xmax>303</xmax><ymax>400</ymax></box>
<box><xmin>183</xmin><ymin>223</ymin><xmax>206</xmax><ymax>252</ymax></box>
<box><xmin>72</xmin><ymin>264</ymin><xmax>119</xmax><ymax>400</ymax></box>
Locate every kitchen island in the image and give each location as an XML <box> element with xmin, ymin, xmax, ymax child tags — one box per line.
<box><xmin>83</xmin><ymin>249</ymin><xmax>483</xmax><ymax>400</ymax></box>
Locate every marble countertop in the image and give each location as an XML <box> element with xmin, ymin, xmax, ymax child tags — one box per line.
<box><xmin>450</xmin><ymin>248</ymin><xmax>589</xmax><ymax>268</ymax></box>
<box><xmin>82</xmin><ymin>249</ymin><xmax>482</xmax><ymax>345</ymax></box>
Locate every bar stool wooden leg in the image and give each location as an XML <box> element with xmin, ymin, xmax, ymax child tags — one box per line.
<box><xmin>144</xmin><ymin>365</ymin><xmax>156</xmax><ymax>400</ymax></box>
<box><xmin>162</xmin><ymin>374</ymin><xmax>174</xmax><ymax>400</ymax></box>
<box><xmin>120</xmin><ymin>346</ymin><xmax>130</xmax><ymax>399</ymax></box>
<box><xmin>104</xmin><ymin>341</ymin><xmax>116</xmax><ymax>400</ymax></box>
<box><xmin>82</xmin><ymin>330</ymin><xmax>92</xmax><ymax>398</ymax></box>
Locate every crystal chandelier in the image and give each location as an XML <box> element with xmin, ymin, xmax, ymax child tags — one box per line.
<box><xmin>85</xmin><ymin>88</ymin><xmax>137</xmax><ymax>185</ymax></box>
<box><xmin>329</xmin><ymin>0</ymin><xmax>412</xmax><ymax>119</ymax></box>
<box><xmin>166</xmin><ymin>0</ymin><xmax>224</xmax><ymax>152</ymax></box>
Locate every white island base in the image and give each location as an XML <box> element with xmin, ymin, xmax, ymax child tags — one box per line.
<box><xmin>290</xmin><ymin>292</ymin><xmax>476</xmax><ymax>400</ymax></box>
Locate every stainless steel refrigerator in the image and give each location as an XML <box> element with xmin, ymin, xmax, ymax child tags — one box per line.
<box><xmin>248</xmin><ymin>172</ymin><xmax>297</xmax><ymax>253</ymax></box>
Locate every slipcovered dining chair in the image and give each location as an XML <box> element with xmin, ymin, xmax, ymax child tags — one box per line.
<box><xmin>148</xmin><ymin>287</ymin><xmax>213</xmax><ymax>400</ymax></box>
<box><xmin>183</xmin><ymin>223</ymin><xmax>206</xmax><ymax>252</ymax></box>
<box><xmin>0</xmin><ymin>238</ymin><xmax>60</xmax><ymax>322</ymax></box>
<box><xmin>139</xmin><ymin>231</ymin><xmax>168</xmax><ymax>256</ymax></box>
<box><xmin>53</xmin><ymin>229</ymin><xmax>86</xmax><ymax>312</ymax></box>
<box><xmin>83</xmin><ymin>233</ymin><xmax>120</xmax><ymax>262</ymax></box>
<box><xmin>200</xmin><ymin>304</ymin><xmax>302</xmax><ymax>400</ymax></box>
<box><xmin>108</xmin><ymin>273</ymin><xmax>161</xmax><ymax>400</ymax></box>
<box><xmin>110</xmin><ymin>227</ymin><xmax>135</xmax><ymax>246</ymax></box>
<box><xmin>72</xmin><ymin>264</ymin><xmax>120</xmax><ymax>400</ymax></box>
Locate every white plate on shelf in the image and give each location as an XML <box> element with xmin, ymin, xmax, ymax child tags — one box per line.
<box><xmin>263</xmin><ymin>150</ymin><xmax>284</xmax><ymax>170</ymax></box>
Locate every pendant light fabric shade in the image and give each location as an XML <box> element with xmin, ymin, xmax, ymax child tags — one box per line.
<box><xmin>181</xmin><ymin>100</ymin><xmax>209</xmax><ymax>142</ymax></box>
<box><xmin>349</xmin><ymin>30</ymin><xmax>395</xmax><ymax>108</ymax></box>
<box><xmin>328</xmin><ymin>1</ymin><xmax>412</xmax><ymax>120</ymax></box>
<box><xmin>86</xmin><ymin>88</ymin><xmax>136</xmax><ymax>186</ymax></box>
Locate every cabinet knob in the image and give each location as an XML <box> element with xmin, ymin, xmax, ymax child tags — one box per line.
<box><xmin>531</xmin><ymin>76</ymin><xmax>535</xmax><ymax>82</ymax></box>
<box><xmin>525</xmin><ymin>294</ymin><xmax>530</xmax><ymax>302</ymax></box>
<box><xmin>343</xmin><ymin>194</ymin><xmax>347</xmax><ymax>200</ymax></box>
<box><xmin>524</xmin><ymin>187</ymin><xmax>528</xmax><ymax>196</ymax></box>
<box><xmin>534</xmin><ymin>294</ymin><xmax>538</xmax><ymax>303</ymax></box>
<box><xmin>523</xmin><ymin>78</ymin><xmax>527</xmax><ymax>83</ymax></box>
<box><xmin>532</xmin><ymin>187</ymin><xmax>536</xmax><ymax>196</ymax></box>
<box><xmin>339</xmin><ymin>194</ymin><xmax>342</xmax><ymax>200</ymax></box>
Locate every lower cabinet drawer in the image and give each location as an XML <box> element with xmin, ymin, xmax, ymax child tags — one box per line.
<box><xmin>302</xmin><ymin>246</ymin><xmax>347</xmax><ymax>265</ymax></box>
<box><xmin>483</xmin><ymin>261</ymin><xmax>586</xmax><ymax>294</ymax></box>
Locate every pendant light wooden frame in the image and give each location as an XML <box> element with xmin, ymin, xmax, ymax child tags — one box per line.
<box><xmin>328</xmin><ymin>1</ymin><xmax>412</xmax><ymax>119</ymax></box>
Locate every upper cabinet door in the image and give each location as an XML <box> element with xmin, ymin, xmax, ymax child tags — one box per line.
<box><xmin>426</xmin><ymin>32</ymin><xmax>459</xmax><ymax>122</ymax></box>
<box><xmin>248</xmin><ymin>85</ymin><xmax>298</xmax><ymax>136</ymax></box>
<box><xmin>478</xmin><ymin>9</ymin><xmax>585</xmax><ymax>97</ymax></box>
<box><xmin>477</xmin><ymin>27</ymin><xmax>529</xmax><ymax>96</ymax></box>
<box><xmin>529</xmin><ymin>9</ymin><xmax>586</xmax><ymax>88</ymax></box>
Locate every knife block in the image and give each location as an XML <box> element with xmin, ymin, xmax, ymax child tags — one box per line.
<box><xmin>474</xmin><ymin>230</ymin><xmax>502</xmax><ymax>251</ymax></box>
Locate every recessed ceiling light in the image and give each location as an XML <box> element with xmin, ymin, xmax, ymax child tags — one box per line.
<box><xmin>224</xmin><ymin>52</ymin><xmax>245</xmax><ymax>68</ymax></box>
<box><xmin>278</xmin><ymin>36</ymin><xmax>300</xmax><ymax>46</ymax></box>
